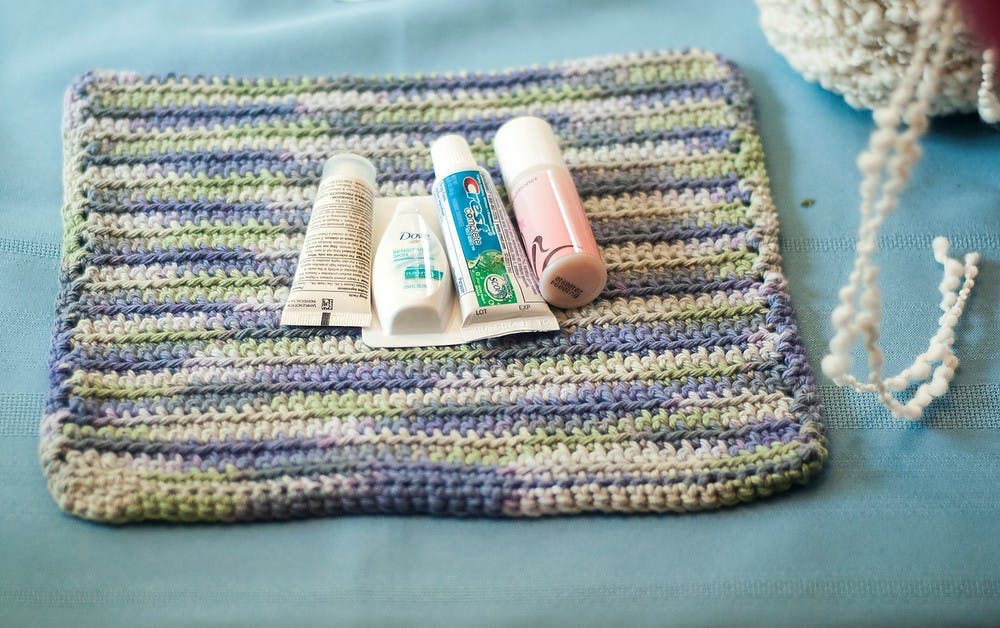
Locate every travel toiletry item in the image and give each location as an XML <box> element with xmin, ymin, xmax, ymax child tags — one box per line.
<box><xmin>362</xmin><ymin>195</ymin><xmax>554</xmax><ymax>348</ymax></box>
<box><xmin>280</xmin><ymin>153</ymin><xmax>377</xmax><ymax>327</ymax></box>
<box><xmin>493</xmin><ymin>116</ymin><xmax>607</xmax><ymax>308</ymax></box>
<box><xmin>371</xmin><ymin>200</ymin><xmax>452</xmax><ymax>335</ymax></box>
<box><xmin>429</xmin><ymin>134</ymin><xmax>559</xmax><ymax>337</ymax></box>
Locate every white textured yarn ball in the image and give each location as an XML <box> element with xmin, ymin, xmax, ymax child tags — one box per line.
<box><xmin>756</xmin><ymin>0</ymin><xmax>995</xmax><ymax>119</ymax></box>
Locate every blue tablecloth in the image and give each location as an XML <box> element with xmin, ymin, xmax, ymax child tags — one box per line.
<box><xmin>2</xmin><ymin>1</ymin><xmax>998</xmax><ymax>625</ymax></box>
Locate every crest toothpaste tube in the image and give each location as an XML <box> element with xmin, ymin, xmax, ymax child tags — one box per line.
<box><xmin>429</xmin><ymin>135</ymin><xmax>558</xmax><ymax>342</ymax></box>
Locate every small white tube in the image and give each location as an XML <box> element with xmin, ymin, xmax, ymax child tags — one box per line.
<box><xmin>371</xmin><ymin>201</ymin><xmax>453</xmax><ymax>335</ymax></box>
<box><xmin>280</xmin><ymin>153</ymin><xmax>377</xmax><ymax>327</ymax></box>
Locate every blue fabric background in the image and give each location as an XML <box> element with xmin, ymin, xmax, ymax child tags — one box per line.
<box><xmin>1</xmin><ymin>1</ymin><xmax>998</xmax><ymax>625</ymax></box>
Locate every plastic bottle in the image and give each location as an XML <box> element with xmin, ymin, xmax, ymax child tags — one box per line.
<box><xmin>493</xmin><ymin>116</ymin><xmax>607</xmax><ymax>308</ymax></box>
<box><xmin>371</xmin><ymin>200</ymin><xmax>452</xmax><ymax>334</ymax></box>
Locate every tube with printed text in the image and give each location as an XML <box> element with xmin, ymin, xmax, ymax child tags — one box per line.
<box><xmin>280</xmin><ymin>153</ymin><xmax>377</xmax><ymax>327</ymax></box>
<box><xmin>429</xmin><ymin>135</ymin><xmax>559</xmax><ymax>341</ymax></box>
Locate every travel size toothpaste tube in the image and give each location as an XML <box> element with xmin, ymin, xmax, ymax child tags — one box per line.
<box><xmin>429</xmin><ymin>135</ymin><xmax>558</xmax><ymax>341</ymax></box>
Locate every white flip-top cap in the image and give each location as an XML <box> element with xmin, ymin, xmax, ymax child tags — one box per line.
<box><xmin>322</xmin><ymin>152</ymin><xmax>377</xmax><ymax>189</ymax></box>
<box><xmin>430</xmin><ymin>134</ymin><xmax>478</xmax><ymax>179</ymax></box>
<box><xmin>493</xmin><ymin>116</ymin><xmax>565</xmax><ymax>185</ymax></box>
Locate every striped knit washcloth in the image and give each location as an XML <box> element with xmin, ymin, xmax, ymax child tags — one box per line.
<box><xmin>43</xmin><ymin>50</ymin><xmax>826</xmax><ymax>523</ymax></box>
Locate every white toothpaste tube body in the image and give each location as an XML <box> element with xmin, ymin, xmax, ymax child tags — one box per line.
<box><xmin>280</xmin><ymin>153</ymin><xmax>377</xmax><ymax>327</ymax></box>
<box><xmin>429</xmin><ymin>135</ymin><xmax>558</xmax><ymax>341</ymax></box>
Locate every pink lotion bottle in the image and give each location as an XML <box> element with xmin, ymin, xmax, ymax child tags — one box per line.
<box><xmin>493</xmin><ymin>116</ymin><xmax>607</xmax><ymax>309</ymax></box>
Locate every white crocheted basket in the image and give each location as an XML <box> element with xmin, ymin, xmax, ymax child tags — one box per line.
<box><xmin>757</xmin><ymin>0</ymin><xmax>998</xmax><ymax>121</ymax></box>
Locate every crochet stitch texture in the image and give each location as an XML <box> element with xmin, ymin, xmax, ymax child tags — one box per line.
<box><xmin>43</xmin><ymin>50</ymin><xmax>826</xmax><ymax>523</ymax></box>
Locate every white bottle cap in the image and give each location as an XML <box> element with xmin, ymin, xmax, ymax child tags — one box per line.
<box><xmin>541</xmin><ymin>253</ymin><xmax>608</xmax><ymax>309</ymax></box>
<box><xmin>430</xmin><ymin>134</ymin><xmax>477</xmax><ymax>180</ymax></box>
<box><xmin>322</xmin><ymin>152</ymin><xmax>377</xmax><ymax>189</ymax></box>
<box><xmin>493</xmin><ymin>116</ymin><xmax>566</xmax><ymax>185</ymax></box>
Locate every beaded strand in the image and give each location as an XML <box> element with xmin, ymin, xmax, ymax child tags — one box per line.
<box><xmin>821</xmin><ymin>0</ymin><xmax>981</xmax><ymax>419</ymax></box>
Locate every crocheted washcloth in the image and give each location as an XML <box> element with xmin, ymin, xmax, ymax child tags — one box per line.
<box><xmin>44</xmin><ymin>50</ymin><xmax>826</xmax><ymax>523</ymax></box>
